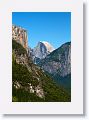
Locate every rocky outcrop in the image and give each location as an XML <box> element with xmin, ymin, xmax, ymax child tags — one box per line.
<box><xmin>29</xmin><ymin>41</ymin><xmax>54</xmax><ymax>64</ymax></box>
<box><xmin>39</xmin><ymin>42</ymin><xmax>71</xmax><ymax>77</ymax></box>
<box><xmin>12</xmin><ymin>25</ymin><xmax>28</xmax><ymax>50</ymax></box>
<box><xmin>38</xmin><ymin>42</ymin><xmax>71</xmax><ymax>92</ymax></box>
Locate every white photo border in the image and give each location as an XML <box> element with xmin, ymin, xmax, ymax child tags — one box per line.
<box><xmin>0</xmin><ymin>0</ymin><xmax>83</xmax><ymax>114</ymax></box>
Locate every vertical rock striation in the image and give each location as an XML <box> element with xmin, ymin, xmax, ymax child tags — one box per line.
<box><xmin>12</xmin><ymin>25</ymin><xmax>28</xmax><ymax>50</ymax></box>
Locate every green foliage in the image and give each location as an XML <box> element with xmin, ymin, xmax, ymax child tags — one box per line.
<box><xmin>40</xmin><ymin>73</ymin><xmax>71</xmax><ymax>102</ymax></box>
<box><xmin>12</xmin><ymin>40</ymin><xmax>27</xmax><ymax>55</ymax></box>
<box><xmin>12</xmin><ymin>96</ymin><xmax>18</xmax><ymax>102</ymax></box>
<box><xmin>53</xmin><ymin>74</ymin><xmax>71</xmax><ymax>94</ymax></box>
<box><xmin>12</xmin><ymin>60</ymin><xmax>71</xmax><ymax>102</ymax></box>
<box><xmin>12</xmin><ymin>85</ymin><xmax>44</xmax><ymax>102</ymax></box>
<box><xmin>12</xmin><ymin>40</ymin><xmax>71</xmax><ymax>102</ymax></box>
<box><xmin>12</xmin><ymin>60</ymin><xmax>39</xmax><ymax>86</ymax></box>
<box><xmin>12</xmin><ymin>50</ymin><xmax>15</xmax><ymax>62</ymax></box>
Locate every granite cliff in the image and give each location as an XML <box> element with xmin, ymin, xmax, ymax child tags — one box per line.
<box><xmin>38</xmin><ymin>42</ymin><xmax>71</xmax><ymax>92</ymax></box>
<box><xmin>29</xmin><ymin>41</ymin><xmax>54</xmax><ymax>64</ymax></box>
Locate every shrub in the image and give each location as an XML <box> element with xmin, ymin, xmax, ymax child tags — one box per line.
<box><xmin>12</xmin><ymin>40</ymin><xmax>27</xmax><ymax>55</ymax></box>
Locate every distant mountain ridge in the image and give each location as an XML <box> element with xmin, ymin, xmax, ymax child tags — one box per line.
<box><xmin>28</xmin><ymin>41</ymin><xmax>71</xmax><ymax>92</ymax></box>
<box><xmin>38</xmin><ymin>42</ymin><xmax>71</xmax><ymax>92</ymax></box>
<box><xmin>28</xmin><ymin>41</ymin><xmax>55</xmax><ymax>64</ymax></box>
<box><xmin>38</xmin><ymin>42</ymin><xmax>71</xmax><ymax>76</ymax></box>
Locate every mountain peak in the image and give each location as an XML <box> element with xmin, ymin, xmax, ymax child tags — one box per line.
<box><xmin>39</xmin><ymin>41</ymin><xmax>71</xmax><ymax>77</ymax></box>
<box><xmin>29</xmin><ymin>41</ymin><xmax>55</xmax><ymax>64</ymax></box>
<box><xmin>39</xmin><ymin>41</ymin><xmax>55</xmax><ymax>52</ymax></box>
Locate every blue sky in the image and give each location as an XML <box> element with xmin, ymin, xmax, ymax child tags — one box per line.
<box><xmin>12</xmin><ymin>12</ymin><xmax>71</xmax><ymax>49</ymax></box>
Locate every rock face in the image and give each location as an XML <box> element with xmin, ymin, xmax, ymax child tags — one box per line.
<box><xmin>39</xmin><ymin>42</ymin><xmax>71</xmax><ymax>77</ymax></box>
<box><xmin>30</xmin><ymin>41</ymin><xmax>54</xmax><ymax>64</ymax></box>
<box><xmin>38</xmin><ymin>42</ymin><xmax>71</xmax><ymax>92</ymax></box>
<box><xmin>12</xmin><ymin>25</ymin><xmax>28</xmax><ymax>50</ymax></box>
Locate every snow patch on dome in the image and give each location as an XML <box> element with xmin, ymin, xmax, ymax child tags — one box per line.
<box><xmin>41</xmin><ymin>41</ymin><xmax>55</xmax><ymax>52</ymax></box>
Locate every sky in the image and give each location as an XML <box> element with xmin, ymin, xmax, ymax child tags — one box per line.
<box><xmin>12</xmin><ymin>12</ymin><xmax>71</xmax><ymax>49</ymax></box>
